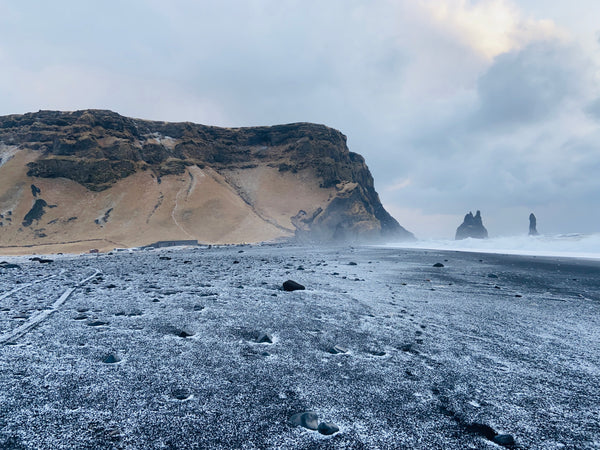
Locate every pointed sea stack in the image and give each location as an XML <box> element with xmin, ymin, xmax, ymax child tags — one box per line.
<box><xmin>455</xmin><ymin>210</ymin><xmax>488</xmax><ymax>240</ymax></box>
<box><xmin>529</xmin><ymin>213</ymin><xmax>539</xmax><ymax>236</ymax></box>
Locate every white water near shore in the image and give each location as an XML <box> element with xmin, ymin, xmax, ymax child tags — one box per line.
<box><xmin>385</xmin><ymin>233</ymin><xmax>600</xmax><ymax>259</ymax></box>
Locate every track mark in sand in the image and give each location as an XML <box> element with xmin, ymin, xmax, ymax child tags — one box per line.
<box><xmin>0</xmin><ymin>273</ymin><xmax>57</xmax><ymax>301</ymax></box>
<box><xmin>171</xmin><ymin>169</ymin><xmax>196</xmax><ymax>240</ymax></box>
<box><xmin>0</xmin><ymin>269</ymin><xmax>101</xmax><ymax>344</ymax></box>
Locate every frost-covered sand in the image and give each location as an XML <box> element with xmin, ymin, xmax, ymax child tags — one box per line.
<box><xmin>0</xmin><ymin>245</ymin><xmax>599</xmax><ymax>449</ymax></box>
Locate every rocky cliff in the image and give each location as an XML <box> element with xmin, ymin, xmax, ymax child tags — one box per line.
<box><xmin>0</xmin><ymin>110</ymin><xmax>412</xmax><ymax>252</ymax></box>
<box><xmin>455</xmin><ymin>210</ymin><xmax>488</xmax><ymax>240</ymax></box>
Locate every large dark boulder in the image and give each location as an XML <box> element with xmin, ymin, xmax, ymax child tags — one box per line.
<box><xmin>455</xmin><ymin>210</ymin><xmax>488</xmax><ymax>240</ymax></box>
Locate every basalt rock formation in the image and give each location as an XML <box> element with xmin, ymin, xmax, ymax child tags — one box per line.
<box><xmin>529</xmin><ymin>213</ymin><xmax>539</xmax><ymax>236</ymax></box>
<box><xmin>0</xmin><ymin>109</ymin><xmax>413</xmax><ymax>253</ymax></box>
<box><xmin>455</xmin><ymin>210</ymin><xmax>488</xmax><ymax>240</ymax></box>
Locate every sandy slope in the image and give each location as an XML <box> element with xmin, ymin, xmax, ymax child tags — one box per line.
<box><xmin>0</xmin><ymin>246</ymin><xmax>598</xmax><ymax>448</ymax></box>
<box><xmin>0</xmin><ymin>147</ymin><xmax>341</xmax><ymax>254</ymax></box>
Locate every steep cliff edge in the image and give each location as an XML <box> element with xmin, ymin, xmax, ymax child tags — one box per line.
<box><xmin>0</xmin><ymin>109</ymin><xmax>413</xmax><ymax>252</ymax></box>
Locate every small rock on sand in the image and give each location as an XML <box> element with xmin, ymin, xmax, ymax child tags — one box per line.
<box><xmin>103</xmin><ymin>354</ymin><xmax>121</xmax><ymax>364</ymax></box>
<box><xmin>318</xmin><ymin>422</ymin><xmax>340</xmax><ymax>435</ymax></box>
<box><xmin>493</xmin><ymin>434</ymin><xmax>515</xmax><ymax>446</ymax></box>
<box><xmin>433</xmin><ymin>263</ymin><xmax>444</xmax><ymax>267</ymax></box>
<box><xmin>256</xmin><ymin>333</ymin><xmax>273</xmax><ymax>344</ymax></box>
<box><xmin>283</xmin><ymin>280</ymin><xmax>305</xmax><ymax>291</ymax></box>
<box><xmin>290</xmin><ymin>412</ymin><xmax>319</xmax><ymax>430</ymax></box>
<box><xmin>328</xmin><ymin>344</ymin><xmax>348</xmax><ymax>354</ymax></box>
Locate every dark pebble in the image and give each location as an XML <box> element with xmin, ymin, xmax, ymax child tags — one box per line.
<box><xmin>159</xmin><ymin>256</ymin><xmax>171</xmax><ymax>260</ymax></box>
<box><xmin>348</xmin><ymin>262</ymin><xmax>357</xmax><ymax>266</ymax></box>
<box><xmin>172</xmin><ymin>388</ymin><xmax>191</xmax><ymax>400</ymax></box>
<box><xmin>493</xmin><ymin>434</ymin><xmax>515</xmax><ymax>446</ymax></box>
<box><xmin>103</xmin><ymin>354</ymin><xmax>121</xmax><ymax>364</ymax></box>
<box><xmin>433</xmin><ymin>263</ymin><xmax>444</xmax><ymax>267</ymax></box>
<box><xmin>87</xmin><ymin>321</ymin><xmax>108</xmax><ymax>327</ymax></box>
<box><xmin>256</xmin><ymin>333</ymin><xmax>273</xmax><ymax>344</ymax></box>
<box><xmin>178</xmin><ymin>330</ymin><xmax>194</xmax><ymax>338</ymax></box>
<box><xmin>318</xmin><ymin>422</ymin><xmax>340</xmax><ymax>435</ymax></box>
<box><xmin>283</xmin><ymin>280</ymin><xmax>305</xmax><ymax>291</ymax></box>
<box><xmin>328</xmin><ymin>344</ymin><xmax>348</xmax><ymax>354</ymax></box>
<box><xmin>487</xmin><ymin>273</ymin><xmax>499</xmax><ymax>278</ymax></box>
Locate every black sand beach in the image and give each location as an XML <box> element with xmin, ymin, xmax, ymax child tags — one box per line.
<box><xmin>1</xmin><ymin>245</ymin><xmax>599</xmax><ymax>449</ymax></box>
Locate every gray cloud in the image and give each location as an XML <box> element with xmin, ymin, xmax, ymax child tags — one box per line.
<box><xmin>472</xmin><ymin>42</ymin><xmax>588</xmax><ymax>130</ymax></box>
<box><xmin>0</xmin><ymin>1</ymin><xmax>599</xmax><ymax>238</ymax></box>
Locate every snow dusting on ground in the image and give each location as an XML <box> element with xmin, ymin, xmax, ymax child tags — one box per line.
<box><xmin>0</xmin><ymin>245</ymin><xmax>599</xmax><ymax>448</ymax></box>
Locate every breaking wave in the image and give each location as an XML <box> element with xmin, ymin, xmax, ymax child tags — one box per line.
<box><xmin>385</xmin><ymin>233</ymin><xmax>600</xmax><ymax>259</ymax></box>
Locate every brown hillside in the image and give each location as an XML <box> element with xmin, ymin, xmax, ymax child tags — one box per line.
<box><xmin>0</xmin><ymin>110</ymin><xmax>413</xmax><ymax>253</ymax></box>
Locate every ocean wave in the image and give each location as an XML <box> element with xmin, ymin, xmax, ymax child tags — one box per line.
<box><xmin>384</xmin><ymin>233</ymin><xmax>600</xmax><ymax>259</ymax></box>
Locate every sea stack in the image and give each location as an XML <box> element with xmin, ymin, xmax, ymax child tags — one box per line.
<box><xmin>455</xmin><ymin>210</ymin><xmax>488</xmax><ymax>240</ymax></box>
<box><xmin>529</xmin><ymin>213</ymin><xmax>539</xmax><ymax>236</ymax></box>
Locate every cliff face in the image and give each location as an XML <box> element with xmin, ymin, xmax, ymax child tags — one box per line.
<box><xmin>0</xmin><ymin>110</ymin><xmax>412</xmax><ymax>252</ymax></box>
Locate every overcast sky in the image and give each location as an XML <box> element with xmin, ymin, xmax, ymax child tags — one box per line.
<box><xmin>1</xmin><ymin>0</ymin><xmax>599</xmax><ymax>238</ymax></box>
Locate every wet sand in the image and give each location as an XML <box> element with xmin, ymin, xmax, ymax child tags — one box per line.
<box><xmin>0</xmin><ymin>245</ymin><xmax>599</xmax><ymax>449</ymax></box>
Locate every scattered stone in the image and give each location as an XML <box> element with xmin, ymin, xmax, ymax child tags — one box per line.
<box><xmin>493</xmin><ymin>434</ymin><xmax>516</xmax><ymax>446</ymax></box>
<box><xmin>283</xmin><ymin>280</ymin><xmax>305</xmax><ymax>291</ymax></box>
<box><xmin>172</xmin><ymin>388</ymin><xmax>191</xmax><ymax>400</ymax></box>
<box><xmin>73</xmin><ymin>315</ymin><xmax>88</xmax><ymax>320</ymax></box>
<box><xmin>487</xmin><ymin>273</ymin><xmax>498</xmax><ymax>278</ymax></box>
<box><xmin>105</xmin><ymin>284</ymin><xmax>117</xmax><ymax>289</ymax></box>
<box><xmin>87</xmin><ymin>321</ymin><xmax>109</xmax><ymax>327</ymax></box>
<box><xmin>369</xmin><ymin>350</ymin><xmax>386</xmax><ymax>356</ymax></box>
<box><xmin>0</xmin><ymin>262</ymin><xmax>20</xmax><ymax>269</ymax></box>
<box><xmin>256</xmin><ymin>333</ymin><xmax>273</xmax><ymax>344</ymax></box>
<box><xmin>103</xmin><ymin>354</ymin><xmax>121</xmax><ymax>364</ymax></box>
<box><xmin>289</xmin><ymin>412</ymin><xmax>319</xmax><ymax>430</ymax></box>
<box><xmin>433</xmin><ymin>262</ymin><xmax>444</xmax><ymax>267</ymax></box>
<box><xmin>348</xmin><ymin>262</ymin><xmax>357</xmax><ymax>266</ymax></box>
<box><xmin>317</xmin><ymin>422</ymin><xmax>340</xmax><ymax>435</ymax></box>
<box><xmin>328</xmin><ymin>344</ymin><xmax>348</xmax><ymax>354</ymax></box>
<box><xmin>159</xmin><ymin>256</ymin><xmax>171</xmax><ymax>260</ymax></box>
<box><xmin>233</xmin><ymin>260</ymin><xmax>240</xmax><ymax>264</ymax></box>
<box><xmin>178</xmin><ymin>330</ymin><xmax>194</xmax><ymax>338</ymax></box>
<box><xmin>515</xmin><ymin>294</ymin><xmax>523</xmax><ymax>298</ymax></box>
<box><xmin>37</xmin><ymin>258</ymin><xmax>53</xmax><ymax>264</ymax></box>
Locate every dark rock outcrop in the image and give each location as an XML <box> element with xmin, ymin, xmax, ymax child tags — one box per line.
<box><xmin>529</xmin><ymin>213</ymin><xmax>538</xmax><ymax>236</ymax></box>
<box><xmin>22</xmin><ymin>199</ymin><xmax>48</xmax><ymax>227</ymax></box>
<box><xmin>455</xmin><ymin>210</ymin><xmax>488</xmax><ymax>240</ymax></box>
<box><xmin>0</xmin><ymin>109</ymin><xmax>413</xmax><ymax>242</ymax></box>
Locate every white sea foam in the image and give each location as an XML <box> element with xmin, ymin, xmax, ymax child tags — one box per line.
<box><xmin>384</xmin><ymin>233</ymin><xmax>600</xmax><ymax>259</ymax></box>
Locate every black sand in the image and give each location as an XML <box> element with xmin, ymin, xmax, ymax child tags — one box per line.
<box><xmin>0</xmin><ymin>245</ymin><xmax>598</xmax><ymax>449</ymax></box>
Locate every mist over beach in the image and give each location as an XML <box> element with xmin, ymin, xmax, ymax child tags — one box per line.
<box><xmin>386</xmin><ymin>233</ymin><xmax>600</xmax><ymax>260</ymax></box>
